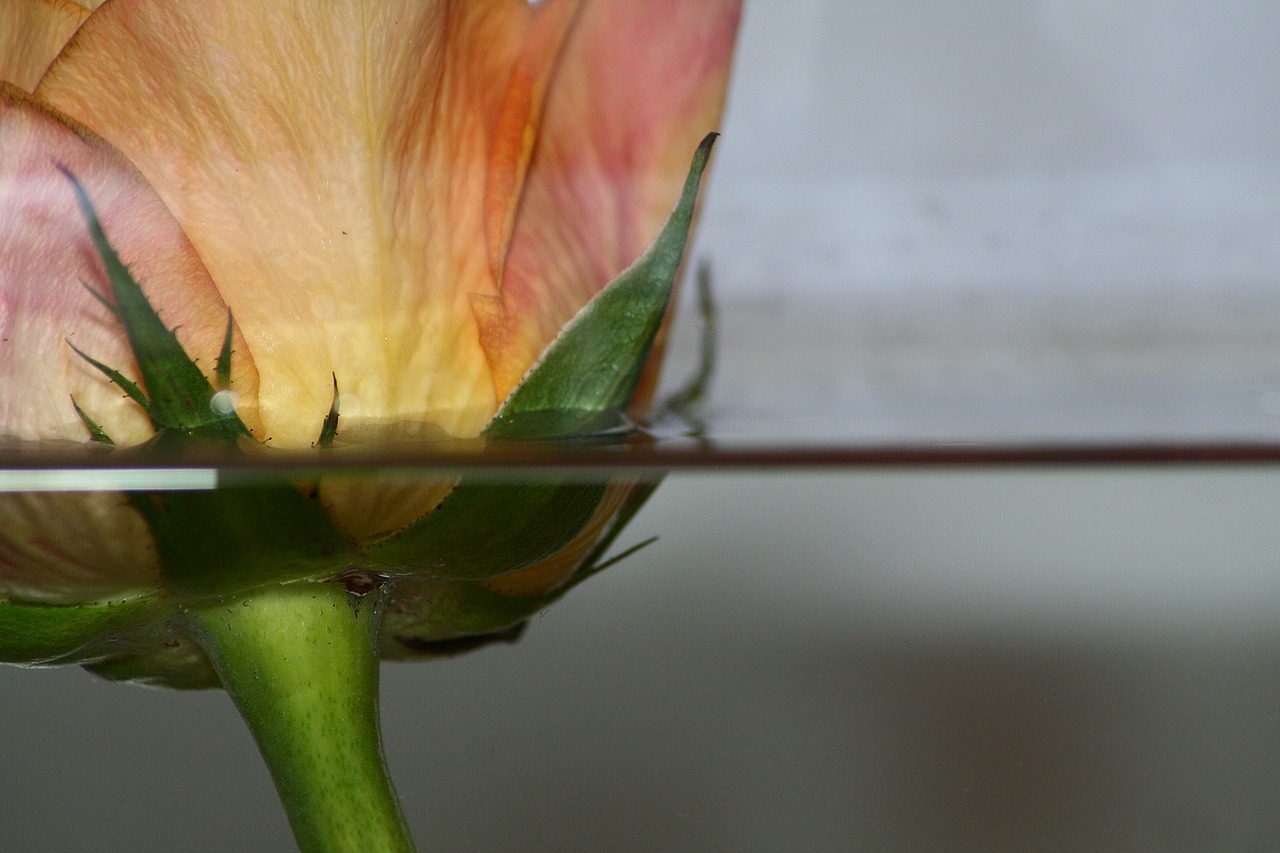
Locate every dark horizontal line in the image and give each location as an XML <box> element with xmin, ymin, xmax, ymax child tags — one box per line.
<box><xmin>6</xmin><ymin>442</ymin><xmax>1280</xmax><ymax>477</ymax></box>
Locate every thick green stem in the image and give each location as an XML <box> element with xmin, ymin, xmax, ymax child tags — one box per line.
<box><xmin>187</xmin><ymin>581</ymin><xmax>415</xmax><ymax>853</ymax></box>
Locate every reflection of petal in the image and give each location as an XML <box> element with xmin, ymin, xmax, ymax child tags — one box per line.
<box><xmin>0</xmin><ymin>88</ymin><xmax>260</xmax><ymax>444</ymax></box>
<box><xmin>479</xmin><ymin>0</ymin><xmax>743</xmax><ymax>400</ymax></box>
<box><xmin>38</xmin><ymin>1</ymin><xmax>561</xmax><ymax>446</ymax></box>
<box><xmin>0</xmin><ymin>491</ymin><xmax>160</xmax><ymax>604</ymax></box>
<box><xmin>314</xmin><ymin>420</ymin><xmax>460</xmax><ymax>542</ymax></box>
<box><xmin>0</xmin><ymin>0</ymin><xmax>98</xmax><ymax>92</ymax></box>
<box><xmin>480</xmin><ymin>479</ymin><xmax>636</xmax><ymax>596</ymax></box>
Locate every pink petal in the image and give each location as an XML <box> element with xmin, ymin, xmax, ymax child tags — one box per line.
<box><xmin>0</xmin><ymin>87</ymin><xmax>260</xmax><ymax>445</ymax></box>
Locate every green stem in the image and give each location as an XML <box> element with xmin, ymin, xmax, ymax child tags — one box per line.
<box><xmin>186</xmin><ymin>581</ymin><xmax>415</xmax><ymax>853</ymax></box>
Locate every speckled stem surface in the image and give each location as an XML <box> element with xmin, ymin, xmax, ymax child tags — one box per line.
<box><xmin>188</xmin><ymin>581</ymin><xmax>414</xmax><ymax>853</ymax></box>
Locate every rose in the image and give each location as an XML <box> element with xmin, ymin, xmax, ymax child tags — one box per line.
<box><xmin>0</xmin><ymin>0</ymin><xmax>739</xmax><ymax>648</ymax></box>
<box><xmin>1</xmin><ymin>4</ymin><xmax>740</xmax><ymax>848</ymax></box>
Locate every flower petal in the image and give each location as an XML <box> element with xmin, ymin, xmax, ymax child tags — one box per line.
<box><xmin>0</xmin><ymin>491</ymin><xmax>161</xmax><ymax>604</ymax></box>
<box><xmin>0</xmin><ymin>0</ymin><xmax>98</xmax><ymax>92</ymax></box>
<box><xmin>0</xmin><ymin>87</ymin><xmax>260</xmax><ymax>446</ymax></box>
<box><xmin>39</xmin><ymin>0</ymin><xmax>564</xmax><ymax>446</ymax></box>
<box><xmin>476</xmin><ymin>0</ymin><xmax>743</xmax><ymax>400</ymax></box>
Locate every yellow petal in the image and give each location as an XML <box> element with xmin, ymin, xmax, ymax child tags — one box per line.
<box><xmin>477</xmin><ymin>0</ymin><xmax>743</xmax><ymax>400</ymax></box>
<box><xmin>40</xmin><ymin>0</ymin><xmax>554</xmax><ymax>447</ymax></box>
<box><xmin>0</xmin><ymin>0</ymin><xmax>96</xmax><ymax>92</ymax></box>
<box><xmin>0</xmin><ymin>86</ymin><xmax>260</xmax><ymax>446</ymax></box>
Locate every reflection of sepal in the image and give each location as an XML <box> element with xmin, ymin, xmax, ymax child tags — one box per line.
<box><xmin>85</xmin><ymin>633</ymin><xmax>221</xmax><ymax>690</ymax></box>
<box><xmin>381</xmin><ymin>477</ymin><xmax>663</xmax><ymax>656</ymax></box>
<box><xmin>62</xmin><ymin>170</ymin><xmax>248</xmax><ymax>443</ymax></box>
<box><xmin>363</xmin><ymin>481</ymin><xmax>607</xmax><ymax>581</ymax></box>
<box><xmin>487</xmin><ymin>133</ymin><xmax>718</xmax><ymax>440</ymax></box>
<box><xmin>128</xmin><ymin>486</ymin><xmax>357</xmax><ymax>598</ymax></box>
<box><xmin>381</xmin><ymin>577</ymin><xmax>556</xmax><ymax>658</ymax></box>
<box><xmin>574</xmin><ymin>479</ymin><xmax>664</xmax><ymax>578</ymax></box>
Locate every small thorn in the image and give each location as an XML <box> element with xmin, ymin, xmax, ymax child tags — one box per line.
<box><xmin>71</xmin><ymin>396</ymin><xmax>115</xmax><ymax>446</ymax></box>
<box><xmin>317</xmin><ymin>374</ymin><xmax>339</xmax><ymax>447</ymax></box>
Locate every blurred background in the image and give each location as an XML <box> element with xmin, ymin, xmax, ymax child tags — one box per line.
<box><xmin>6</xmin><ymin>2</ymin><xmax>1280</xmax><ymax>851</ymax></box>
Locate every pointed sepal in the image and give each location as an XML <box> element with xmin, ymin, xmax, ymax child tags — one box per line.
<box><xmin>317</xmin><ymin>374</ymin><xmax>339</xmax><ymax>448</ymax></box>
<box><xmin>486</xmin><ymin>133</ymin><xmax>718</xmax><ymax>439</ymax></box>
<box><xmin>71</xmin><ymin>396</ymin><xmax>116</xmax><ymax>445</ymax></box>
<box><xmin>126</xmin><ymin>486</ymin><xmax>357</xmax><ymax>598</ymax></box>
<box><xmin>363</xmin><ymin>481</ymin><xmax>606</xmax><ymax>581</ymax></box>
<box><xmin>61</xmin><ymin>169</ymin><xmax>249</xmax><ymax>442</ymax></box>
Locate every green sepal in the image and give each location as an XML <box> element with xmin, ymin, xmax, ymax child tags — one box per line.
<box><xmin>62</xmin><ymin>169</ymin><xmax>248</xmax><ymax>442</ymax></box>
<box><xmin>127</xmin><ymin>486</ymin><xmax>356</xmax><ymax>598</ymax></box>
<box><xmin>68</xmin><ymin>340</ymin><xmax>151</xmax><ymax>415</ymax></box>
<box><xmin>79</xmin><ymin>279</ymin><xmax>119</xmax><ymax>319</ymax></box>
<box><xmin>71</xmin><ymin>396</ymin><xmax>115</xmax><ymax>445</ymax></box>
<box><xmin>317</xmin><ymin>374</ymin><xmax>339</xmax><ymax>448</ymax></box>
<box><xmin>576</xmin><ymin>478</ymin><xmax>663</xmax><ymax>576</ymax></box>
<box><xmin>215</xmin><ymin>311</ymin><xmax>234</xmax><ymax>390</ymax></box>
<box><xmin>486</xmin><ymin>133</ymin><xmax>718</xmax><ymax>439</ymax></box>
<box><xmin>659</xmin><ymin>260</ymin><xmax>716</xmax><ymax>421</ymax></box>
<box><xmin>380</xmin><ymin>578</ymin><xmax>559</xmax><ymax>657</ymax></box>
<box><xmin>0</xmin><ymin>594</ymin><xmax>166</xmax><ymax>665</ymax></box>
<box><xmin>363</xmin><ymin>480</ymin><xmax>606</xmax><ymax>581</ymax></box>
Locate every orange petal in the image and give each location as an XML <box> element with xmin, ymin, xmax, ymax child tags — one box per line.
<box><xmin>483</xmin><ymin>0</ymin><xmax>583</xmax><ymax>284</ymax></box>
<box><xmin>40</xmin><ymin>0</ymin><xmax>552</xmax><ymax>447</ymax></box>
<box><xmin>478</xmin><ymin>0</ymin><xmax>743</xmax><ymax>400</ymax></box>
<box><xmin>0</xmin><ymin>0</ymin><xmax>97</xmax><ymax>92</ymax></box>
<box><xmin>0</xmin><ymin>86</ymin><xmax>260</xmax><ymax>446</ymax></box>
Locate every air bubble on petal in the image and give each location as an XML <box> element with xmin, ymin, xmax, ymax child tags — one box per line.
<box><xmin>210</xmin><ymin>389</ymin><xmax>238</xmax><ymax>417</ymax></box>
<box><xmin>310</xmin><ymin>295</ymin><xmax>336</xmax><ymax>321</ymax></box>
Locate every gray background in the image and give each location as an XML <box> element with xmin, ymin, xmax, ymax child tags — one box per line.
<box><xmin>702</xmin><ymin>0</ymin><xmax>1280</xmax><ymax>298</ymax></box>
<box><xmin>7</xmin><ymin>2</ymin><xmax>1280</xmax><ymax>851</ymax></box>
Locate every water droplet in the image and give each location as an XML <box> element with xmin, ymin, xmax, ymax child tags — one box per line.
<box><xmin>210</xmin><ymin>389</ymin><xmax>238</xmax><ymax>416</ymax></box>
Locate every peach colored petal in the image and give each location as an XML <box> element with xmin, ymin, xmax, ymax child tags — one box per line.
<box><xmin>0</xmin><ymin>491</ymin><xmax>161</xmax><ymax>604</ymax></box>
<box><xmin>40</xmin><ymin>0</ymin><xmax>566</xmax><ymax>448</ymax></box>
<box><xmin>0</xmin><ymin>86</ymin><xmax>260</xmax><ymax>446</ymax></box>
<box><xmin>0</xmin><ymin>0</ymin><xmax>92</xmax><ymax>92</ymax></box>
<box><xmin>477</xmin><ymin>0</ymin><xmax>743</xmax><ymax>400</ymax></box>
